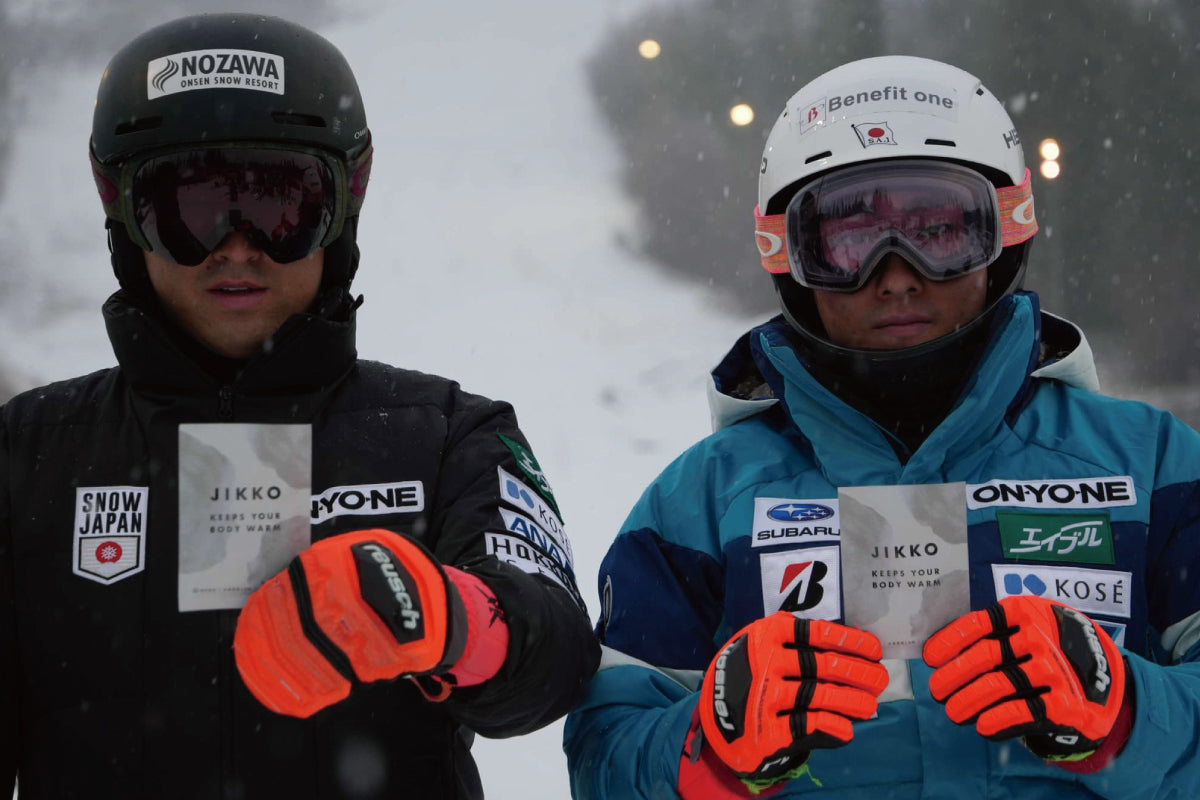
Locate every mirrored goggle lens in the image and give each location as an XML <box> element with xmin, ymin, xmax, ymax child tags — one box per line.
<box><xmin>131</xmin><ymin>148</ymin><xmax>337</xmax><ymax>266</ymax></box>
<box><xmin>784</xmin><ymin>161</ymin><xmax>1002</xmax><ymax>291</ymax></box>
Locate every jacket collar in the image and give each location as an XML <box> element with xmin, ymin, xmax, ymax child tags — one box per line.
<box><xmin>103</xmin><ymin>290</ymin><xmax>358</xmax><ymax>419</ymax></box>
<box><xmin>706</xmin><ymin>293</ymin><xmax>1099</xmax><ymax>484</ymax></box>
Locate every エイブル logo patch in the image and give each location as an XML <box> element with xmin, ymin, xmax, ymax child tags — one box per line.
<box><xmin>498</xmin><ymin>433</ymin><xmax>560</xmax><ymax>516</ymax></box>
<box><xmin>73</xmin><ymin>486</ymin><xmax>147</xmax><ymax>585</ymax></box>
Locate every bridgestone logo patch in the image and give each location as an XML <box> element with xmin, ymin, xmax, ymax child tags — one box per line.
<box><xmin>146</xmin><ymin>49</ymin><xmax>285</xmax><ymax>99</ymax></box>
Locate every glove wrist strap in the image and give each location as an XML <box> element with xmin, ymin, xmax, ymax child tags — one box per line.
<box><xmin>443</xmin><ymin>568</ymin><xmax>508</xmax><ymax>687</ymax></box>
<box><xmin>678</xmin><ymin>708</ymin><xmax>789</xmax><ymax>799</ymax></box>
<box><xmin>1052</xmin><ymin>666</ymin><xmax>1135</xmax><ymax>774</ymax></box>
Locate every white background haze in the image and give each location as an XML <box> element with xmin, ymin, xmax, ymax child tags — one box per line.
<box><xmin>0</xmin><ymin>0</ymin><xmax>747</xmax><ymax>797</ymax></box>
<box><xmin>0</xmin><ymin>1</ymin><xmax>1181</xmax><ymax>797</ymax></box>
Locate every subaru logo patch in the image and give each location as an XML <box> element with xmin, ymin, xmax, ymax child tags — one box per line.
<box><xmin>768</xmin><ymin>503</ymin><xmax>834</xmax><ymax>523</ymax></box>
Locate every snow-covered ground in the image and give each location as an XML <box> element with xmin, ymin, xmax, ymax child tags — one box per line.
<box><xmin>0</xmin><ymin>1</ymin><xmax>750</xmax><ymax>797</ymax></box>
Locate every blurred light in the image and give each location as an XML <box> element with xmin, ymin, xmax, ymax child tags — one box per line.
<box><xmin>1039</xmin><ymin>138</ymin><xmax>1061</xmax><ymax>161</ymax></box>
<box><xmin>638</xmin><ymin>39</ymin><xmax>661</xmax><ymax>59</ymax></box>
<box><xmin>729</xmin><ymin>103</ymin><xmax>755</xmax><ymax>126</ymax></box>
<box><xmin>1040</xmin><ymin>160</ymin><xmax>1061</xmax><ymax>180</ymax></box>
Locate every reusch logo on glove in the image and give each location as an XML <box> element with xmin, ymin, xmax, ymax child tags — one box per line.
<box><xmin>711</xmin><ymin>635</ymin><xmax>752</xmax><ymax>743</ymax></box>
<box><xmin>352</xmin><ymin>542</ymin><xmax>424</xmax><ymax>641</ymax></box>
<box><xmin>1055</xmin><ymin>605</ymin><xmax>1112</xmax><ymax>702</ymax></box>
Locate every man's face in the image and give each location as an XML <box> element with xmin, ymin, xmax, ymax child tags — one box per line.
<box><xmin>812</xmin><ymin>253</ymin><xmax>987</xmax><ymax>350</ymax></box>
<box><xmin>144</xmin><ymin>233</ymin><xmax>323</xmax><ymax>359</ymax></box>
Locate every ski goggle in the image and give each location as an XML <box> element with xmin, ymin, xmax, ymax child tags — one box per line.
<box><xmin>755</xmin><ymin>159</ymin><xmax>1036</xmax><ymax>292</ymax></box>
<box><xmin>91</xmin><ymin>141</ymin><xmax>372</xmax><ymax>266</ymax></box>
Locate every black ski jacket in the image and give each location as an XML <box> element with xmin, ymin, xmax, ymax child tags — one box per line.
<box><xmin>0</xmin><ymin>291</ymin><xmax>599</xmax><ymax>799</ymax></box>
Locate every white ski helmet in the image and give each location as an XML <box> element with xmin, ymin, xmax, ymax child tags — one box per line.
<box><xmin>759</xmin><ymin>55</ymin><xmax>1027</xmax><ymax>215</ymax></box>
<box><xmin>757</xmin><ymin>55</ymin><xmax>1036</xmax><ymax>363</ymax></box>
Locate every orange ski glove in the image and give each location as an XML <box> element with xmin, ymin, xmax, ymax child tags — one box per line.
<box><xmin>698</xmin><ymin>611</ymin><xmax>889</xmax><ymax>785</ymax></box>
<box><xmin>234</xmin><ymin>529</ymin><xmax>508</xmax><ymax>718</ymax></box>
<box><xmin>923</xmin><ymin>596</ymin><xmax>1126</xmax><ymax>762</ymax></box>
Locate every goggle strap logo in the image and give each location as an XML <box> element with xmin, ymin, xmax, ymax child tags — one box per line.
<box><xmin>998</xmin><ymin>168</ymin><xmax>1038</xmax><ymax>246</ymax></box>
<box><xmin>754</xmin><ymin>167</ymin><xmax>1039</xmax><ymax>277</ymax></box>
<box><xmin>753</xmin><ymin>206</ymin><xmax>790</xmax><ymax>274</ymax></box>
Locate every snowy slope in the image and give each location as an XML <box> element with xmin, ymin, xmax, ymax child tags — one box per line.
<box><xmin>0</xmin><ymin>1</ymin><xmax>751</xmax><ymax>797</ymax></box>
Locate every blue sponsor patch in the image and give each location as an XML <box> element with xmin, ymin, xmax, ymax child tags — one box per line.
<box><xmin>768</xmin><ymin>503</ymin><xmax>834</xmax><ymax>523</ymax></box>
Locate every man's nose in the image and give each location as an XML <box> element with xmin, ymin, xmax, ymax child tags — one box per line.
<box><xmin>872</xmin><ymin>253</ymin><xmax>924</xmax><ymax>295</ymax></box>
<box><xmin>210</xmin><ymin>232</ymin><xmax>263</xmax><ymax>264</ymax></box>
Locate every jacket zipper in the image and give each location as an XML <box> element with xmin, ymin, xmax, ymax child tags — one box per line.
<box><xmin>218</xmin><ymin>385</ymin><xmax>234</xmax><ymax>420</ymax></box>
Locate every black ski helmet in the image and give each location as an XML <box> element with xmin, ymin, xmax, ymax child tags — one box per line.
<box><xmin>90</xmin><ymin>13</ymin><xmax>372</xmax><ymax>304</ymax></box>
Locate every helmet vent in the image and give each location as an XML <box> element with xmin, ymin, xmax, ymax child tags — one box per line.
<box><xmin>924</xmin><ymin>139</ymin><xmax>956</xmax><ymax>147</ymax></box>
<box><xmin>272</xmin><ymin>112</ymin><xmax>327</xmax><ymax>128</ymax></box>
<box><xmin>803</xmin><ymin>151</ymin><xmax>832</xmax><ymax>164</ymax></box>
<box><xmin>114</xmin><ymin>116</ymin><xmax>163</xmax><ymax>136</ymax></box>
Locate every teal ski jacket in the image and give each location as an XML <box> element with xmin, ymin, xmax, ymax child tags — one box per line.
<box><xmin>565</xmin><ymin>293</ymin><xmax>1200</xmax><ymax>799</ymax></box>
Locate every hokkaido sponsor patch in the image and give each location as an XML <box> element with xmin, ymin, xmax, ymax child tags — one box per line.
<box><xmin>967</xmin><ymin>476</ymin><xmax>1136</xmax><ymax>510</ymax></box>
<box><xmin>484</xmin><ymin>532</ymin><xmax>573</xmax><ymax>593</ymax></box>
<box><xmin>146</xmin><ymin>49</ymin><xmax>285</xmax><ymax>99</ymax></box>
<box><xmin>991</xmin><ymin>564</ymin><xmax>1132</xmax><ymax>619</ymax></box>
<box><xmin>760</xmin><ymin>545</ymin><xmax>842</xmax><ymax>620</ymax></box>
<box><xmin>751</xmin><ymin>497</ymin><xmax>840</xmax><ymax>548</ymax></box>
<box><xmin>74</xmin><ymin>486</ymin><xmax>148</xmax><ymax>585</ymax></box>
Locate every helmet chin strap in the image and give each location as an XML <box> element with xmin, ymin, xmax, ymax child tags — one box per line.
<box><xmin>107</xmin><ymin>219</ymin><xmax>158</xmax><ymax>307</ymax></box>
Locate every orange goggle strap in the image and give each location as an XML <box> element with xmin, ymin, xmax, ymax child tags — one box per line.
<box><xmin>753</xmin><ymin>168</ymin><xmax>1039</xmax><ymax>276</ymax></box>
<box><xmin>89</xmin><ymin>139</ymin><xmax>373</xmax><ymax>251</ymax></box>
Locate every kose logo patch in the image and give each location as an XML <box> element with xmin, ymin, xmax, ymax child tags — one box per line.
<box><xmin>991</xmin><ymin>563</ymin><xmax>1132</xmax><ymax>618</ymax></box>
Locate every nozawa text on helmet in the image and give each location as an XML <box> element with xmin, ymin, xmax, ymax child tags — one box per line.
<box><xmin>180</xmin><ymin>52</ymin><xmax>282</xmax><ymax>80</ymax></box>
<box><xmin>827</xmin><ymin>86</ymin><xmax>954</xmax><ymax>113</ymax></box>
